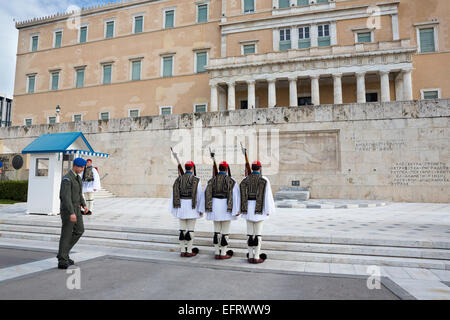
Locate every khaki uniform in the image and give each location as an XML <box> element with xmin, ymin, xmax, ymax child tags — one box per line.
<box><xmin>57</xmin><ymin>170</ymin><xmax>86</xmax><ymax>265</ymax></box>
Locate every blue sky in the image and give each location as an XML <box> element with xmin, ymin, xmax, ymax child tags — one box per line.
<box><xmin>0</xmin><ymin>0</ymin><xmax>111</xmax><ymax>97</ymax></box>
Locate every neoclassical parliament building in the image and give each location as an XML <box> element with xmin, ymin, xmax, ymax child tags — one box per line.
<box><xmin>12</xmin><ymin>0</ymin><xmax>449</xmax><ymax>125</ymax></box>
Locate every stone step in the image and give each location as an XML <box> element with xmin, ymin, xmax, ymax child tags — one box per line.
<box><xmin>0</xmin><ymin>230</ymin><xmax>448</xmax><ymax>270</ymax></box>
<box><xmin>0</xmin><ymin>217</ymin><xmax>448</xmax><ymax>249</ymax></box>
<box><xmin>1</xmin><ymin>223</ymin><xmax>449</xmax><ymax>261</ymax></box>
<box><xmin>274</xmin><ymin>190</ymin><xmax>310</xmax><ymax>201</ymax></box>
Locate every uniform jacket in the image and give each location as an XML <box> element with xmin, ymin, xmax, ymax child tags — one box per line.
<box><xmin>60</xmin><ymin>170</ymin><xmax>86</xmax><ymax>216</ymax></box>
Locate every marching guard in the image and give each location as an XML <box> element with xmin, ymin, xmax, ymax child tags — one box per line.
<box><xmin>239</xmin><ymin>160</ymin><xmax>276</xmax><ymax>264</ymax></box>
<box><xmin>170</xmin><ymin>160</ymin><xmax>204</xmax><ymax>257</ymax></box>
<box><xmin>204</xmin><ymin>161</ymin><xmax>240</xmax><ymax>260</ymax></box>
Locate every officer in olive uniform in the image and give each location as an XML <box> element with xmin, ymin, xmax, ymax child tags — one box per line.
<box><xmin>57</xmin><ymin>157</ymin><xmax>89</xmax><ymax>269</ymax></box>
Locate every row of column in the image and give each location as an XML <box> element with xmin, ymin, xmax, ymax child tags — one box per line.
<box><xmin>210</xmin><ymin>69</ymin><xmax>413</xmax><ymax>111</ymax></box>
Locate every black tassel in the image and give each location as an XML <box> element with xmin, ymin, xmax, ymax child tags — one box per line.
<box><xmin>220</xmin><ymin>234</ymin><xmax>228</xmax><ymax>246</ymax></box>
<box><xmin>213</xmin><ymin>232</ymin><xmax>219</xmax><ymax>244</ymax></box>
<box><xmin>228</xmin><ymin>166</ymin><xmax>232</xmax><ymax>177</ymax></box>
<box><xmin>193</xmin><ymin>164</ymin><xmax>197</xmax><ymax>176</ymax></box>
<box><xmin>253</xmin><ymin>235</ymin><xmax>259</xmax><ymax>246</ymax></box>
<box><xmin>184</xmin><ymin>231</ymin><xmax>192</xmax><ymax>241</ymax></box>
<box><xmin>247</xmin><ymin>235</ymin><xmax>253</xmax><ymax>246</ymax></box>
<box><xmin>179</xmin><ymin>230</ymin><xmax>185</xmax><ymax>241</ymax></box>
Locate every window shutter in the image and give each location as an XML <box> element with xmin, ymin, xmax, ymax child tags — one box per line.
<box><xmin>55</xmin><ymin>32</ymin><xmax>62</xmax><ymax>48</ymax></box>
<box><xmin>420</xmin><ymin>28</ymin><xmax>435</xmax><ymax>53</ymax></box>
<box><xmin>135</xmin><ymin>16</ymin><xmax>143</xmax><ymax>33</ymax></box>
<box><xmin>106</xmin><ymin>21</ymin><xmax>114</xmax><ymax>38</ymax></box>
<box><xmin>298</xmin><ymin>0</ymin><xmax>309</xmax><ymax>5</ymax></box>
<box><xmin>357</xmin><ymin>32</ymin><xmax>371</xmax><ymax>43</ymax></box>
<box><xmin>76</xmin><ymin>69</ymin><xmax>84</xmax><ymax>88</ymax></box>
<box><xmin>80</xmin><ymin>27</ymin><xmax>87</xmax><ymax>43</ymax></box>
<box><xmin>51</xmin><ymin>73</ymin><xmax>59</xmax><ymax>91</ymax></box>
<box><xmin>165</xmin><ymin>11</ymin><xmax>174</xmax><ymax>28</ymax></box>
<box><xmin>163</xmin><ymin>57</ymin><xmax>173</xmax><ymax>77</ymax></box>
<box><xmin>244</xmin><ymin>0</ymin><xmax>255</xmax><ymax>12</ymax></box>
<box><xmin>196</xmin><ymin>52</ymin><xmax>207</xmax><ymax>73</ymax></box>
<box><xmin>28</xmin><ymin>76</ymin><xmax>35</xmax><ymax>93</ymax></box>
<box><xmin>279</xmin><ymin>0</ymin><xmax>290</xmax><ymax>8</ymax></box>
<box><xmin>32</xmin><ymin>36</ymin><xmax>38</xmax><ymax>51</ymax></box>
<box><xmin>198</xmin><ymin>5</ymin><xmax>207</xmax><ymax>23</ymax></box>
<box><xmin>103</xmin><ymin>65</ymin><xmax>112</xmax><ymax>84</ymax></box>
<box><xmin>243</xmin><ymin>44</ymin><xmax>256</xmax><ymax>54</ymax></box>
<box><xmin>423</xmin><ymin>91</ymin><xmax>438</xmax><ymax>99</ymax></box>
<box><xmin>132</xmin><ymin>61</ymin><xmax>141</xmax><ymax>80</ymax></box>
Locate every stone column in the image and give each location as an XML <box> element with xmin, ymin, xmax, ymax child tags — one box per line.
<box><xmin>380</xmin><ymin>71</ymin><xmax>391</xmax><ymax>102</ymax></box>
<box><xmin>395</xmin><ymin>73</ymin><xmax>403</xmax><ymax>101</ymax></box>
<box><xmin>310</xmin><ymin>24</ymin><xmax>318</xmax><ymax>47</ymax></box>
<box><xmin>333</xmin><ymin>73</ymin><xmax>343</xmax><ymax>104</ymax></box>
<box><xmin>311</xmin><ymin>75</ymin><xmax>320</xmax><ymax>106</ymax></box>
<box><xmin>289</xmin><ymin>77</ymin><xmax>298</xmax><ymax>107</ymax></box>
<box><xmin>402</xmin><ymin>69</ymin><xmax>413</xmax><ymax>101</ymax></box>
<box><xmin>267</xmin><ymin>78</ymin><xmax>277</xmax><ymax>108</ymax></box>
<box><xmin>356</xmin><ymin>72</ymin><xmax>366</xmax><ymax>103</ymax></box>
<box><xmin>247</xmin><ymin>80</ymin><xmax>256</xmax><ymax>109</ymax></box>
<box><xmin>227</xmin><ymin>81</ymin><xmax>236</xmax><ymax>110</ymax></box>
<box><xmin>210</xmin><ymin>83</ymin><xmax>218</xmax><ymax>111</ymax></box>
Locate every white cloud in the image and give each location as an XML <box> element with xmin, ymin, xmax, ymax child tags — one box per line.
<box><xmin>0</xmin><ymin>0</ymin><xmax>108</xmax><ymax>96</ymax></box>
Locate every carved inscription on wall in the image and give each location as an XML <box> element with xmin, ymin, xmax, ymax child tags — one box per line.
<box><xmin>391</xmin><ymin>162</ymin><xmax>450</xmax><ymax>185</ymax></box>
<box><xmin>279</xmin><ymin>130</ymin><xmax>339</xmax><ymax>172</ymax></box>
<box><xmin>355</xmin><ymin>139</ymin><xmax>407</xmax><ymax>152</ymax></box>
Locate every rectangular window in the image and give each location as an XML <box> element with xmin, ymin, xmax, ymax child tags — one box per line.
<box><xmin>194</xmin><ymin>104</ymin><xmax>207</xmax><ymax>113</ymax></box>
<box><xmin>54</xmin><ymin>31</ymin><xmax>62</xmax><ymax>48</ymax></box>
<box><xmin>134</xmin><ymin>16</ymin><xmax>143</xmax><ymax>33</ymax></box>
<box><xmin>419</xmin><ymin>28</ymin><xmax>435</xmax><ymax>53</ymax></box>
<box><xmin>129</xmin><ymin>109</ymin><xmax>140</xmax><ymax>118</ymax></box>
<box><xmin>131</xmin><ymin>60</ymin><xmax>141</xmax><ymax>81</ymax></box>
<box><xmin>165</xmin><ymin>10</ymin><xmax>174</xmax><ymax>29</ymax></box>
<box><xmin>103</xmin><ymin>64</ymin><xmax>112</xmax><ymax>84</ymax></box>
<box><xmin>76</xmin><ymin>69</ymin><xmax>85</xmax><ymax>88</ymax></box>
<box><xmin>318</xmin><ymin>24</ymin><xmax>330</xmax><ymax>47</ymax></box>
<box><xmin>298</xmin><ymin>26</ymin><xmax>311</xmax><ymax>49</ymax></box>
<box><xmin>279</xmin><ymin>29</ymin><xmax>291</xmax><ymax>51</ymax></box>
<box><xmin>48</xmin><ymin>116</ymin><xmax>56</xmax><ymax>124</ymax></box>
<box><xmin>25</xmin><ymin>119</ymin><xmax>32</xmax><ymax>126</ymax></box>
<box><xmin>317</xmin><ymin>0</ymin><xmax>329</xmax><ymax>3</ymax></box>
<box><xmin>197</xmin><ymin>4</ymin><xmax>208</xmax><ymax>23</ymax></box>
<box><xmin>243</xmin><ymin>44</ymin><xmax>256</xmax><ymax>54</ymax></box>
<box><xmin>31</xmin><ymin>36</ymin><xmax>39</xmax><ymax>52</ymax></box>
<box><xmin>357</xmin><ymin>32</ymin><xmax>372</xmax><ymax>43</ymax></box>
<box><xmin>80</xmin><ymin>26</ymin><xmax>88</xmax><ymax>43</ymax></box>
<box><xmin>196</xmin><ymin>52</ymin><xmax>207</xmax><ymax>73</ymax></box>
<box><xmin>73</xmin><ymin>114</ymin><xmax>82</xmax><ymax>122</ymax></box>
<box><xmin>51</xmin><ymin>72</ymin><xmax>59</xmax><ymax>91</ymax></box>
<box><xmin>105</xmin><ymin>21</ymin><xmax>115</xmax><ymax>39</ymax></box>
<box><xmin>36</xmin><ymin>158</ymin><xmax>49</xmax><ymax>177</ymax></box>
<box><xmin>244</xmin><ymin>0</ymin><xmax>255</xmax><ymax>13</ymax></box>
<box><xmin>100</xmin><ymin>112</ymin><xmax>110</xmax><ymax>120</ymax></box>
<box><xmin>279</xmin><ymin>0</ymin><xmax>290</xmax><ymax>8</ymax></box>
<box><xmin>423</xmin><ymin>90</ymin><xmax>439</xmax><ymax>99</ymax></box>
<box><xmin>298</xmin><ymin>0</ymin><xmax>309</xmax><ymax>6</ymax></box>
<box><xmin>28</xmin><ymin>75</ymin><xmax>36</xmax><ymax>93</ymax></box>
<box><xmin>163</xmin><ymin>56</ymin><xmax>173</xmax><ymax>77</ymax></box>
<box><xmin>160</xmin><ymin>106</ymin><xmax>172</xmax><ymax>115</ymax></box>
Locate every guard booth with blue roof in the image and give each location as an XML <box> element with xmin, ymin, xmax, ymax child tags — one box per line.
<box><xmin>22</xmin><ymin>132</ymin><xmax>109</xmax><ymax>215</ymax></box>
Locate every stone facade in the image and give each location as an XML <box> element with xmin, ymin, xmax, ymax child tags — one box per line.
<box><xmin>1</xmin><ymin>99</ymin><xmax>449</xmax><ymax>203</ymax></box>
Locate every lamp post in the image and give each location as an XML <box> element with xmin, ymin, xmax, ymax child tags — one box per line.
<box><xmin>56</xmin><ymin>105</ymin><xmax>61</xmax><ymax>123</ymax></box>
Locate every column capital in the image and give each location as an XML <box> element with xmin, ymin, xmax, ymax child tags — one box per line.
<box><xmin>332</xmin><ymin>73</ymin><xmax>343</xmax><ymax>79</ymax></box>
<box><xmin>288</xmin><ymin>76</ymin><xmax>298</xmax><ymax>82</ymax></box>
<box><xmin>355</xmin><ymin>71</ymin><xmax>366</xmax><ymax>77</ymax></box>
<box><xmin>310</xmin><ymin>74</ymin><xmax>320</xmax><ymax>80</ymax></box>
<box><xmin>267</xmin><ymin>78</ymin><xmax>277</xmax><ymax>84</ymax></box>
<box><xmin>209</xmin><ymin>81</ymin><xmax>218</xmax><ymax>87</ymax></box>
<box><xmin>379</xmin><ymin>70</ymin><xmax>390</xmax><ymax>76</ymax></box>
<box><xmin>246</xmin><ymin>79</ymin><xmax>256</xmax><ymax>85</ymax></box>
<box><xmin>402</xmin><ymin>68</ymin><xmax>413</xmax><ymax>74</ymax></box>
<box><xmin>226</xmin><ymin>81</ymin><xmax>235</xmax><ymax>87</ymax></box>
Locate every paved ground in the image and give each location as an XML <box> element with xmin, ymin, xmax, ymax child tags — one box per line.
<box><xmin>0</xmin><ymin>247</ymin><xmax>55</xmax><ymax>268</ymax></box>
<box><xmin>0</xmin><ymin>248</ymin><xmax>400</xmax><ymax>300</ymax></box>
<box><xmin>1</xmin><ymin>199</ymin><xmax>450</xmax><ymax>243</ymax></box>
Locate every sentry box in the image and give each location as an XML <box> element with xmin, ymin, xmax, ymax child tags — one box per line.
<box><xmin>22</xmin><ymin>132</ymin><xmax>109</xmax><ymax>215</ymax></box>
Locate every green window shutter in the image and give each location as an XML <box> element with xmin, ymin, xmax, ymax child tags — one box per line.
<box><xmin>80</xmin><ymin>27</ymin><xmax>87</xmax><ymax>43</ymax></box>
<box><xmin>165</xmin><ymin>10</ymin><xmax>174</xmax><ymax>28</ymax></box>
<box><xmin>298</xmin><ymin>39</ymin><xmax>311</xmax><ymax>49</ymax></box>
<box><xmin>420</xmin><ymin>28</ymin><xmax>435</xmax><ymax>53</ymax></box>
<box><xmin>279</xmin><ymin>0</ymin><xmax>290</xmax><ymax>8</ymax></box>
<box><xmin>317</xmin><ymin>0</ymin><xmax>329</xmax><ymax>3</ymax></box>
<box><xmin>163</xmin><ymin>57</ymin><xmax>173</xmax><ymax>77</ymax></box>
<box><xmin>196</xmin><ymin>52</ymin><xmax>207</xmax><ymax>73</ymax></box>
<box><xmin>280</xmin><ymin>40</ymin><xmax>291</xmax><ymax>50</ymax></box>
<box><xmin>32</xmin><ymin>36</ymin><xmax>38</xmax><ymax>51</ymax></box>
<box><xmin>106</xmin><ymin>21</ymin><xmax>114</xmax><ymax>38</ymax></box>
<box><xmin>74</xmin><ymin>115</ymin><xmax>82</xmax><ymax>122</ymax></box>
<box><xmin>135</xmin><ymin>16</ymin><xmax>143</xmax><ymax>33</ymax></box>
<box><xmin>49</xmin><ymin>117</ymin><xmax>56</xmax><ymax>124</ymax></box>
<box><xmin>423</xmin><ymin>91</ymin><xmax>438</xmax><ymax>99</ymax></box>
<box><xmin>25</xmin><ymin>119</ymin><xmax>32</xmax><ymax>126</ymax></box>
<box><xmin>130</xmin><ymin>110</ymin><xmax>139</xmax><ymax>117</ymax></box>
<box><xmin>318</xmin><ymin>36</ymin><xmax>330</xmax><ymax>46</ymax></box>
<box><xmin>161</xmin><ymin>107</ymin><xmax>172</xmax><ymax>115</ymax></box>
<box><xmin>103</xmin><ymin>65</ymin><xmax>112</xmax><ymax>84</ymax></box>
<box><xmin>76</xmin><ymin>69</ymin><xmax>84</xmax><ymax>88</ymax></box>
<box><xmin>244</xmin><ymin>0</ymin><xmax>255</xmax><ymax>12</ymax></box>
<box><xmin>101</xmin><ymin>112</ymin><xmax>109</xmax><ymax>120</ymax></box>
<box><xmin>195</xmin><ymin>105</ymin><xmax>207</xmax><ymax>113</ymax></box>
<box><xmin>132</xmin><ymin>61</ymin><xmax>141</xmax><ymax>81</ymax></box>
<box><xmin>28</xmin><ymin>76</ymin><xmax>35</xmax><ymax>93</ymax></box>
<box><xmin>51</xmin><ymin>73</ymin><xmax>59</xmax><ymax>91</ymax></box>
<box><xmin>298</xmin><ymin>0</ymin><xmax>309</xmax><ymax>5</ymax></box>
<box><xmin>55</xmin><ymin>32</ymin><xmax>62</xmax><ymax>48</ymax></box>
<box><xmin>198</xmin><ymin>5</ymin><xmax>207</xmax><ymax>23</ymax></box>
<box><xmin>357</xmin><ymin>32</ymin><xmax>371</xmax><ymax>43</ymax></box>
<box><xmin>243</xmin><ymin>44</ymin><xmax>256</xmax><ymax>54</ymax></box>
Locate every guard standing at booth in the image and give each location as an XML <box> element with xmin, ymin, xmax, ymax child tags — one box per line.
<box><xmin>57</xmin><ymin>157</ymin><xmax>89</xmax><ymax>269</ymax></box>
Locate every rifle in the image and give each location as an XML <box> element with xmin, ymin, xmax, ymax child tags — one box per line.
<box><xmin>240</xmin><ymin>142</ymin><xmax>251</xmax><ymax>177</ymax></box>
<box><xmin>170</xmin><ymin>147</ymin><xmax>184</xmax><ymax>176</ymax></box>
<box><xmin>209</xmin><ymin>147</ymin><xmax>218</xmax><ymax>177</ymax></box>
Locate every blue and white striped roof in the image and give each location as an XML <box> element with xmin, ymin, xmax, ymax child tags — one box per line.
<box><xmin>64</xmin><ymin>150</ymin><xmax>109</xmax><ymax>158</ymax></box>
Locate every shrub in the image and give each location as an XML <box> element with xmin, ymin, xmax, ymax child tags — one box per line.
<box><xmin>0</xmin><ymin>180</ymin><xmax>28</xmax><ymax>202</ymax></box>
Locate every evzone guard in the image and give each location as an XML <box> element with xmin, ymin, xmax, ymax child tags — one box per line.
<box><xmin>239</xmin><ymin>143</ymin><xmax>276</xmax><ymax>264</ymax></box>
<box><xmin>170</xmin><ymin>147</ymin><xmax>204</xmax><ymax>257</ymax></box>
<box><xmin>204</xmin><ymin>148</ymin><xmax>240</xmax><ymax>260</ymax></box>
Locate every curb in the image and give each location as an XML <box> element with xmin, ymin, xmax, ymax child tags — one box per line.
<box><xmin>276</xmin><ymin>201</ymin><xmax>388</xmax><ymax>209</ymax></box>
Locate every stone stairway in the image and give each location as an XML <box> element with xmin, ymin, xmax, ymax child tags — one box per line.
<box><xmin>0</xmin><ymin>218</ymin><xmax>449</xmax><ymax>270</ymax></box>
<box><xmin>94</xmin><ymin>188</ymin><xmax>115</xmax><ymax>199</ymax></box>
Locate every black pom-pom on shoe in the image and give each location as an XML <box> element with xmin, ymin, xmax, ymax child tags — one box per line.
<box><xmin>260</xmin><ymin>253</ymin><xmax>267</xmax><ymax>260</ymax></box>
<box><xmin>192</xmin><ymin>247</ymin><xmax>199</xmax><ymax>254</ymax></box>
<box><xmin>226</xmin><ymin>250</ymin><xmax>234</xmax><ymax>257</ymax></box>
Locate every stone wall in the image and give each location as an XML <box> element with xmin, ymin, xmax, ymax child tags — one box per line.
<box><xmin>1</xmin><ymin>99</ymin><xmax>449</xmax><ymax>203</ymax></box>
